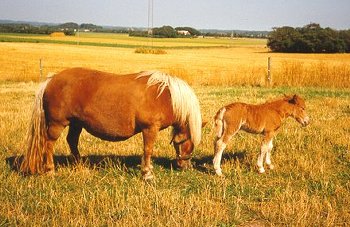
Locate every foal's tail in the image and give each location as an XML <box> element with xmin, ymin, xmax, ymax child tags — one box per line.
<box><xmin>214</xmin><ymin>107</ymin><xmax>226</xmax><ymax>139</ymax></box>
<box><xmin>20</xmin><ymin>78</ymin><xmax>52</xmax><ymax>174</ymax></box>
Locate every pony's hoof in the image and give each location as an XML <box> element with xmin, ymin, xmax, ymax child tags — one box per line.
<box><xmin>45</xmin><ymin>170</ymin><xmax>55</xmax><ymax>176</ymax></box>
<box><xmin>70</xmin><ymin>154</ymin><xmax>81</xmax><ymax>163</ymax></box>
<box><xmin>142</xmin><ymin>172</ymin><xmax>154</xmax><ymax>181</ymax></box>
<box><xmin>258</xmin><ymin>167</ymin><xmax>265</xmax><ymax>174</ymax></box>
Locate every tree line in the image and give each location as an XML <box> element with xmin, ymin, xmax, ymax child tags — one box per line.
<box><xmin>0</xmin><ymin>22</ymin><xmax>269</xmax><ymax>39</ymax></box>
<box><xmin>129</xmin><ymin>26</ymin><xmax>201</xmax><ymax>38</ymax></box>
<box><xmin>267</xmin><ymin>23</ymin><xmax>350</xmax><ymax>53</ymax></box>
<box><xmin>0</xmin><ymin>22</ymin><xmax>103</xmax><ymax>36</ymax></box>
<box><xmin>129</xmin><ymin>25</ymin><xmax>268</xmax><ymax>38</ymax></box>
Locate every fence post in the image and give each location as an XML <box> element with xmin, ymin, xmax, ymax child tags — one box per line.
<box><xmin>39</xmin><ymin>59</ymin><xmax>43</xmax><ymax>81</ymax></box>
<box><xmin>267</xmin><ymin>57</ymin><xmax>272</xmax><ymax>86</ymax></box>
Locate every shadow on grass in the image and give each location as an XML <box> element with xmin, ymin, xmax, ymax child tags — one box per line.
<box><xmin>5</xmin><ymin>151</ymin><xmax>247</xmax><ymax>175</ymax></box>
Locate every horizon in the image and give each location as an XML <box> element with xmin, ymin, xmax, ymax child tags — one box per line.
<box><xmin>0</xmin><ymin>18</ymin><xmax>273</xmax><ymax>32</ymax></box>
<box><xmin>0</xmin><ymin>1</ymin><xmax>349</xmax><ymax>31</ymax></box>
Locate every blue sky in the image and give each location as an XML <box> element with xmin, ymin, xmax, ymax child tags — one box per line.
<box><xmin>0</xmin><ymin>0</ymin><xmax>349</xmax><ymax>31</ymax></box>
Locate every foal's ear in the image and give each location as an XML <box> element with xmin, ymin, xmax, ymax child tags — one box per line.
<box><xmin>288</xmin><ymin>94</ymin><xmax>298</xmax><ymax>104</ymax></box>
<box><xmin>202</xmin><ymin>121</ymin><xmax>208</xmax><ymax>128</ymax></box>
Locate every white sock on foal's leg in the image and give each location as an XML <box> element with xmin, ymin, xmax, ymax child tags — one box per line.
<box><xmin>257</xmin><ymin>142</ymin><xmax>269</xmax><ymax>173</ymax></box>
<box><xmin>213</xmin><ymin>139</ymin><xmax>226</xmax><ymax>176</ymax></box>
<box><xmin>265</xmin><ymin>140</ymin><xmax>274</xmax><ymax>170</ymax></box>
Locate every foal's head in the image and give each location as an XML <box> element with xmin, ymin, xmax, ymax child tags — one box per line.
<box><xmin>287</xmin><ymin>94</ymin><xmax>310</xmax><ymax>127</ymax></box>
<box><xmin>172</xmin><ymin>124</ymin><xmax>195</xmax><ymax>169</ymax></box>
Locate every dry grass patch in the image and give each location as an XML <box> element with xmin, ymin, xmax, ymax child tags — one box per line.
<box><xmin>50</xmin><ymin>32</ymin><xmax>65</xmax><ymax>37</ymax></box>
<box><xmin>135</xmin><ymin>47</ymin><xmax>167</xmax><ymax>55</ymax></box>
<box><xmin>1</xmin><ymin>82</ymin><xmax>349</xmax><ymax>226</ymax></box>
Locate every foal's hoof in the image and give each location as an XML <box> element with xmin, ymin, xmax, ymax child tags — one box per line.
<box><xmin>258</xmin><ymin>167</ymin><xmax>266</xmax><ymax>174</ymax></box>
<box><xmin>215</xmin><ymin>169</ymin><xmax>224</xmax><ymax>176</ymax></box>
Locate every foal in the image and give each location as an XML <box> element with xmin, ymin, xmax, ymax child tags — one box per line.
<box><xmin>213</xmin><ymin>95</ymin><xmax>309</xmax><ymax>175</ymax></box>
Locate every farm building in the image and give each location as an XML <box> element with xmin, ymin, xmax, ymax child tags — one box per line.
<box><xmin>177</xmin><ymin>30</ymin><xmax>191</xmax><ymax>36</ymax></box>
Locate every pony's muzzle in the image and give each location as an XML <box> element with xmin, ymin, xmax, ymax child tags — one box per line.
<box><xmin>176</xmin><ymin>154</ymin><xmax>192</xmax><ymax>170</ymax></box>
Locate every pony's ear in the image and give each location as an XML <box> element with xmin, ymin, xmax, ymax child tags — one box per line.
<box><xmin>202</xmin><ymin>121</ymin><xmax>208</xmax><ymax>128</ymax></box>
<box><xmin>288</xmin><ymin>94</ymin><xmax>298</xmax><ymax>104</ymax></box>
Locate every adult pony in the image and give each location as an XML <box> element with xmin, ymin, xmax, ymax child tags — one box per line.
<box><xmin>20</xmin><ymin>68</ymin><xmax>202</xmax><ymax>180</ymax></box>
<box><xmin>213</xmin><ymin>95</ymin><xmax>309</xmax><ymax>175</ymax></box>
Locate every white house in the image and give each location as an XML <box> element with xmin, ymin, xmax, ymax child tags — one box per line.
<box><xmin>177</xmin><ymin>30</ymin><xmax>191</xmax><ymax>36</ymax></box>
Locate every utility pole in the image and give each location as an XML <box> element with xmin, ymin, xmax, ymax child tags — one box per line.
<box><xmin>267</xmin><ymin>57</ymin><xmax>272</xmax><ymax>86</ymax></box>
<box><xmin>39</xmin><ymin>59</ymin><xmax>43</xmax><ymax>81</ymax></box>
<box><xmin>148</xmin><ymin>0</ymin><xmax>154</xmax><ymax>47</ymax></box>
<box><xmin>148</xmin><ymin>0</ymin><xmax>153</xmax><ymax>35</ymax></box>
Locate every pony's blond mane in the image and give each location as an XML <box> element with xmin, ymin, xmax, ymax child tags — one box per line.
<box><xmin>138</xmin><ymin>71</ymin><xmax>202</xmax><ymax>145</ymax></box>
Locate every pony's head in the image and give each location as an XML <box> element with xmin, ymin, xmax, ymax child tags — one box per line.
<box><xmin>172</xmin><ymin>122</ymin><xmax>207</xmax><ymax>169</ymax></box>
<box><xmin>172</xmin><ymin>124</ymin><xmax>194</xmax><ymax>169</ymax></box>
<box><xmin>287</xmin><ymin>94</ymin><xmax>310</xmax><ymax>127</ymax></box>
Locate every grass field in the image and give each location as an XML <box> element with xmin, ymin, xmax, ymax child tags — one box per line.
<box><xmin>0</xmin><ymin>32</ymin><xmax>349</xmax><ymax>88</ymax></box>
<box><xmin>0</xmin><ymin>33</ymin><xmax>350</xmax><ymax>226</ymax></box>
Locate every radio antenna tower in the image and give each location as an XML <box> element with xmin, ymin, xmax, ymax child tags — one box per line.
<box><xmin>147</xmin><ymin>0</ymin><xmax>154</xmax><ymax>36</ymax></box>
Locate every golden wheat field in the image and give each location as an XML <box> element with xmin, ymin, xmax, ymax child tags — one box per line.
<box><xmin>0</xmin><ymin>33</ymin><xmax>350</xmax><ymax>226</ymax></box>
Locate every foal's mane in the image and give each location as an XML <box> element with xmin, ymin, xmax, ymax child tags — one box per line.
<box><xmin>262</xmin><ymin>95</ymin><xmax>292</xmax><ymax>105</ymax></box>
<box><xmin>137</xmin><ymin>71</ymin><xmax>202</xmax><ymax>145</ymax></box>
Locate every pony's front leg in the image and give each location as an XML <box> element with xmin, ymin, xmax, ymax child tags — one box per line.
<box><xmin>141</xmin><ymin>127</ymin><xmax>158</xmax><ymax>180</ymax></box>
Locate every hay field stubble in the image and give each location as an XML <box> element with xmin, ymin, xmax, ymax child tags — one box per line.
<box><xmin>0</xmin><ymin>35</ymin><xmax>350</xmax><ymax>226</ymax></box>
<box><xmin>0</xmin><ymin>33</ymin><xmax>349</xmax><ymax>88</ymax></box>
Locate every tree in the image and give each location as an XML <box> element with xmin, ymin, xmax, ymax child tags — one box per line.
<box><xmin>80</xmin><ymin>23</ymin><xmax>103</xmax><ymax>31</ymax></box>
<box><xmin>267</xmin><ymin>23</ymin><xmax>349</xmax><ymax>53</ymax></box>
<box><xmin>339</xmin><ymin>30</ymin><xmax>350</xmax><ymax>52</ymax></box>
<box><xmin>267</xmin><ymin>26</ymin><xmax>300</xmax><ymax>52</ymax></box>
<box><xmin>152</xmin><ymin>26</ymin><xmax>177</xmax><ymax>38</ymax></box>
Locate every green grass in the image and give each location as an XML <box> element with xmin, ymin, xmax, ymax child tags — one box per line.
<box><xmin>0</xmin><ymin>32</ymin><xmax>266</xmax><ymax>49</ymax></box>
<box><xmin>1</xmin><ymin>82</ymin><xmax>349</xmax><ymax>226</ymax></box>
<box><xmin>0</xmin><ymin>35</ymin><xmax>146</xmax><ymax>48</ymax></box>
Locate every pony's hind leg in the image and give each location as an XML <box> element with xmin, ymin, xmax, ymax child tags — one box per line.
<box><xmin>44</xmin><ymin>123</ymin><xmax>65</xmax><ymax>173</ymax></box>
<box><xmin>67</xmin><ymin>121</ymin><xmax>83</xmax><ymax>161</ymax></box>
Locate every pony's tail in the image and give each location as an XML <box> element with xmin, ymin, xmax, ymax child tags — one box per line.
<box><xmin>214</xmin><ymin>107</ymin><xmax>226</xmax><ymax>139</ymax></box>
<box><xmin>20</xmin><ymin>78</ymin><xmax>52</xmax><ymax>174</ymax></box>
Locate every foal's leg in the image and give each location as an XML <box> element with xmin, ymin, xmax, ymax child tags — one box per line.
<box><xmin>67</xmin><ymin>122</ymin><xmax>83</xmax><ymax>161</ymax></box>
<box><xmin>213</xmin><ymin>127</ymin><xmax>237</xmax><ymax>176</ymax></box>
<box><xmin>141</xmin><ymin>126</ymin><xmax>159</xmax><ymax>180</ymax></box>
<box><xmin>265</xmin><ymin>139</ymin><xmax>274</xmax><ymax>170</ymax></box>
<box><xmin>257</xmin><ymin>133</ymin><xmax>274</xmax><ymax>174</ymax></box>
<box><xmin>213</xmin><ymin>135</ymin><xmax>227</xmax><ymax>176</ymax></box>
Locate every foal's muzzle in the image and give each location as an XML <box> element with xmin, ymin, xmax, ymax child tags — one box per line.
<box><xmin>301</xmin><ymin>116</ymin><xmax>310</xmax><ymax>127</ymax></box>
